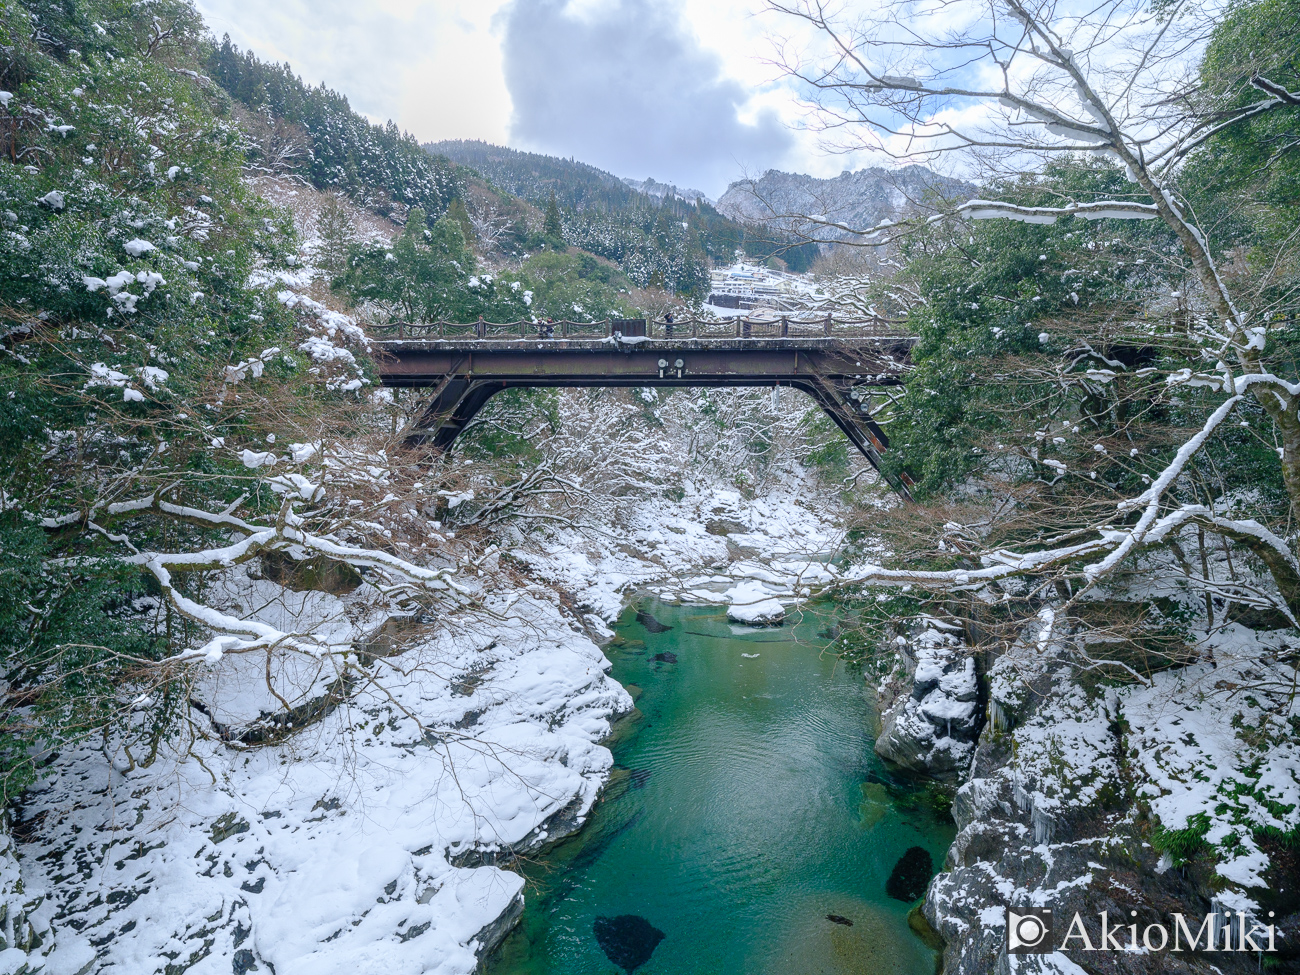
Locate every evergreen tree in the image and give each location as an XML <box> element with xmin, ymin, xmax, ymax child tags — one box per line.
<box><xmin>315</xmin><ymin>193</ymin><xmax>359</xmax><ymax>281</ymax></box>
<box><xmin>543</xmin><ymin>191</ymin><xmax>564</xmax><ymax>244</ymax></box>
<box><xmin>521</xmin><ymin>251</ymin><xmax>637</xmax><ymax>321</ymax></box>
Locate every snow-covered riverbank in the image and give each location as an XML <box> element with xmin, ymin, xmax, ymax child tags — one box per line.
<box><xmin>7</xmin><ymin>484</ymin><xmax>853</xmax><ymax>975</ymax></box>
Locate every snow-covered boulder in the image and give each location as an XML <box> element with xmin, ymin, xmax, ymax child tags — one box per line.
<box><xmin>874</xmin><ymin>624</ymin><xmax>981</xmax><ymax>781</ymax></box>
<box><xmin>724</xmin><ymin>579</ymin><xmax>786</xmax><ymax>625</ymax></box>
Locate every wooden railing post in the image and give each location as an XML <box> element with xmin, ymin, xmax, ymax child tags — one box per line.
<box><xmin>781</xmin><ymin>316</ymin><xmax>789</xmax><ymax>338</ymax></box>
<box><xmin>824</xmin><ymin>314</ymin><xmax>832</xmax><ymax>336</ymax></box>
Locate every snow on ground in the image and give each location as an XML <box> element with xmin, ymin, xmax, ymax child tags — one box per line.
<box><xmin>1124</xmin><ymin>627</ymin><xmax>1300</xmax><ymax>892</ymax></box>
<box><xmin>16</xmin><ymin>577</ymin><xmax>630</xmax><ymax>975</ymax></box>
<box><xmin>508</xmin><ymin>483</ymin><xmax>847</xmax><ymax>620</ymax></box>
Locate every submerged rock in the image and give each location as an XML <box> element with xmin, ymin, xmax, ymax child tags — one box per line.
<box><xmin>775</xmin><ymin>899</ymin><xmax>918</xmax><ymax>975</ymax></box>
<box><xmin>886</xmin><ymin>846</ymin><xmax>933</xmax><ymax>902</ymax></box>
<box><xmin>593</xmin><ymin>914</ymin><xmax>665</xmax><ymax>971</ymax></box>
<box><xmin>906</xmin><ymin>904</ymin><xmax>945</xmax><ymax>951</ymax></box>
<box><xmin>858</xmin><ymin>782</ymin><xmax>891</xmax><ymax>829</ymax></box>
<box><xmin>636</xmin><ymin>609</ymin><xmax>673</xmax><ymax>633</ymax></box>
<box><xmin>652</xmin><ymin>651</ymin><xmax>678</xmax><ymax>664</ymax></box>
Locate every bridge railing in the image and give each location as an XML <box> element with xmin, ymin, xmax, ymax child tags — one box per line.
<box><xmin>370</xmin><ymin>316</ymin><xmax>909</xmax><ymax>341</ymax></box>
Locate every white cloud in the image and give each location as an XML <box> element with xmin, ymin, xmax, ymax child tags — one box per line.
<box><xmin>499</xmin><ymin>0</ymin><xmax>796</xmax><ymax>195</ymax></box>
<box><xmin>195</xmin><ymin>0</ymin><xmax>513</xmax><ymax>143</ymax></box>
<box><xmin>192</xmin><ymin>0</ymin><xmax>901</xmax><ymax>192</ymax></box>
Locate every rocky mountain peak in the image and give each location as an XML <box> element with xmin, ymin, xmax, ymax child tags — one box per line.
<box><xmin>716</xmin><ymin>165</ymin><xmax>974</xmax><ymax>238</ymax></box>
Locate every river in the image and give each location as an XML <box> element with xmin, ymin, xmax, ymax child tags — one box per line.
<box><xmin>487</xmin><ymin>598</ymin><xmax>954</xmax><ymax>974</ymax></box>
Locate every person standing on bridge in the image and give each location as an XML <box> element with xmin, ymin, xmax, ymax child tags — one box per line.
<box><xmin>663</xmin><ymin>311</ymin><xmax>674</xmax><ymax>339</ymax></box>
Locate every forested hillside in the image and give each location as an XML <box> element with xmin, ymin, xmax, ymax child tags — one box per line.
<box><xmin>431</xmin><ymin>139</ymin><xmax>820</xmax><ymax>291</ymax></box>
<box><xmin>1</xmin><ymin>0</ymin><xmax>323</xmax><ymax>802</ymax></box>
<box><xmin>428</xmin><ymin>139</ymin><xmax>644</xmax><ymax>211</ymax></box>
<box><xmin>207</xmin><ymin>37</ymin><xmax>459</xmax><ymax>223</ymax></box>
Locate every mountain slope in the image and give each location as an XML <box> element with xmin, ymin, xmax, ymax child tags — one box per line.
<box><xmin>209</xmin><ymin>38</ymin><xmax>460</xmax><ymax>223</ymax></box>
<box><xmin>622</xmin><ymin>177</ymin><xmax>709</xmax><ymax>205</ymax></box>
<box><xmin>428</xmin><ymin>139</ymin><xmax>638</xmax><ymax>211</ymax></box>
<box><xmin>429</xmin><ymin>140</ymin><xmax>820</xmax><ymax>277</ymax></box>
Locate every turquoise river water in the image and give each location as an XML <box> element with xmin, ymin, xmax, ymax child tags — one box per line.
<box><xmin>488</xmin><ymin>599</ymin><xmax>955</xmax><ymax>975</ymax></box>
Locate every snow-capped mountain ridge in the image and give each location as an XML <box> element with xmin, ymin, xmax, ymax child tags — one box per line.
<box><xmin>716</xmin><ymin>165</ymin><xmax>975</xmax><ymax>237</ymax></box>
<box><xmin>622</xmin><ymin>176</ymin><xmax>710</xmax><ymax>205</ymax></box>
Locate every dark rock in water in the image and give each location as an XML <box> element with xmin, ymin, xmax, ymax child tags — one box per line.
<box><xmin>629</xmin><ymin>768</ymin><xmax>652</xmax><ymax>789</ymax></box>
<box><xmin>593</xmin><ymin>914</ymin><xmax>665</xmax><ymax>971</ymax></box>
<box><xmin>826</xmin><ymin>913</ymin><xmax>854</xmax><ymax>926</ymax></box>
<box><xmin>652</xmin><ymin>651</ymin><xmax>678</xmax><ymax>664</ymax></box>
<box><xmin>886</xmin><ymin>846</ymin><xmax>934</xmax><ymax>902</ymax></box>
<box><xmin>636</xmin><ymin>610</ymin><xmax>673</xmax><ymax>633</ymax></box>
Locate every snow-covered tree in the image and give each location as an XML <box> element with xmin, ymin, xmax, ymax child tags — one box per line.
<box><xmin>768</xmin><ymin>0</ymin><xmax>1300</xmax><ymax>616</ymax></box>
<box><xmin>0</xmin><ymin>0</ymin><xmax>476</xmax><ymax>802</ymax></box>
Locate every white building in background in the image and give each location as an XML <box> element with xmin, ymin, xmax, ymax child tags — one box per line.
<box><xmin>705</xmin><ymin>262</ymin><xmax>827</xmax><ymax>314</ymax></box>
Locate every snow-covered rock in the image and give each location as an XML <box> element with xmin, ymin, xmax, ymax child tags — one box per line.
<box><xmin>724</xmin><ymin>579</ymin><xmax>786</xmax><ymax>625</ymax></box>
<box><xmin>874</xmin><ymin>623</ymin><xmax>981</xmax><ymax>781</ymax></box>
<box><xmin>923</xmin><ymin>619</ymin><xmax>1300</xmax><ymax>975</ymax></box>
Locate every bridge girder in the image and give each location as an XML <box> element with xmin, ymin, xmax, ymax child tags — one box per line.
<box><xmin>374</xmin><ymin>337</ymin><xmax>914</xmax><ymax>497</ymax></box>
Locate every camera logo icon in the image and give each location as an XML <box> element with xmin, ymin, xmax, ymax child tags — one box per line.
<box><xmin>1007</xmin><ymin>909</ymin><xmax>1054</xmax><ymax>953</ymax></box>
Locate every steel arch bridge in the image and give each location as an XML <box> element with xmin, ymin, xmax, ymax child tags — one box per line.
<box><xmin>372</xmin><ymin>316</ymin><xmax>916</xmax><ymax>497</ymax></box>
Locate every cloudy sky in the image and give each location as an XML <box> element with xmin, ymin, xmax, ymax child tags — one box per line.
<box><xmin>193</xmin><ymin>0</ymin><xmax>864</xmax><ymax>197</ymax></box>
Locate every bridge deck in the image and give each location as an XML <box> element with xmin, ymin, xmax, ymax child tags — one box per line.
<box><xmin>370</xmin><ymin>314</ymin><xmax>907</xmax><ymax>342</ymax></box>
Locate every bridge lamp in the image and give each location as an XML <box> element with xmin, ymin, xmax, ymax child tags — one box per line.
<box><xmin>658</xmin><ymin>358</ymin><xmax>668</xmax><ymax>379</ymax></box>
<box><xmin>674</xmin><ymin>358</ymin><xmax>685</xmax><ymax>379</ymax></box>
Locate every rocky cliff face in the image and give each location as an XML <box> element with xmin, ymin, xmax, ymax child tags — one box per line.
<box><xmin>889</xmin><ymin>632</ymin><xmax>1300</xmax><ymax>974</ymax></box>
<box><xmin>874</xmin><ymin>622</ymin><xmax>982</xmax><ymax>782</ymax></box>
<box><xmin>716</xmin><ymin>165</ymin><xmax>974</xmax><ymax>237</ymax></box>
